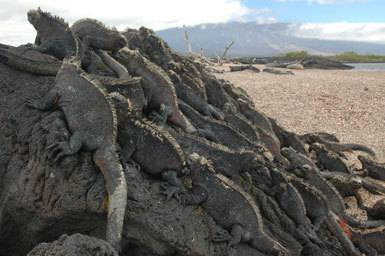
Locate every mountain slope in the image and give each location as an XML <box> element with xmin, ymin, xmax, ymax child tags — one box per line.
<box><xmin>155</xmin><ymin>22</ymin><xmax>385</xmax><ymax>57</ymax></box>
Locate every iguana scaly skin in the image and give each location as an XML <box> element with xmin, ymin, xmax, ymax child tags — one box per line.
<box><xmin>115</xmin><ymin>47</ymin><xmax>197</xmax><ymax>133</ymax></box>
<box><xmin>26</xmin><ymin>55</ymin><xmax>127</xmax><ymax>252</ymax></box>
<box><xmin>71</xmin><ymin>18</ymin><xmax>127</xmax><ymax>53</ymax></box>
<box><xmin>298</xmin><ymin>165</ymin><xmax>385</xmax><ymax>228</ymax></box>
<box><xmin>358</xmin><ymin>155</ymin><xmax>385</xmax><ymax>181</ymax></box>
<box><xmin>279</xmin><ymin>130</ymin><xmax>308</xmax><ymax>157</ymax></box>
<box><xmin>177</xmin><ymin>100</ymin><xmax>257</xmax><ymax>151</ymax></box>
<box><xmin>168</xmin><ymin>128</ymin><xmax>262</xmax><ymax>179</ymax></box>
<box><xmin>183</xmin><ymin>153</ymin><xmax>291</xmax><ymax>255</ymax></box>
<box><xmin>268</xmin><ymin>168</ymin><xmax>327</xmax><ymax>248</ymax></box>
<box><xmin>289</xmin><ymin>174</ymin><xmax>330</xmax><ymax>232</ymax></box>
<box><xmin>0</xmin><ymin>43</ymin><xmax>61</xmax><ymax>76</ymax></box>
<box><xmin>26</xmin><ymin>8</ymin><xmax>80</xmax><ymax>60</ymax></box>
<box><xmin>170</xmin><ymin>71</ymin><xmax>225</xmax><ymax>120</ymax></box>
<box><xmin>308</xmin><ymin>134</ymin><xmax>376</xmax><ymax>158</ymax></box>
<box><xmin>320</xmin><ymin>171</ymin><xmax>385</xmax><ymax>201</ymax></box>
<box><xmin>299</xmin><ymin>132</ymin><xmax>339</xmax><ymax>144</ymax></box>
<box><xmin>111</xmin><ymin>93</ymin><xmax>185</xmax><ymax>198</ymax></box>
<box><xmin>319</xmin><ymin>171</ymin><xmax>366</xmax><ymax>209</ymax></box>
<box><xmin>367</xmin><ymin>198</ymin><xmax>385</xmax><ymax>220</ymax></box>
<box><xmin>70</xmin><ymin>19</ymin><xmax>130</xmax><ymax>79</ymax></box>
<box><xmin>281</xmin><ymin>147</ymin><xmax>318</xmax><ymax>174</ymax></box>
<box><xmin>309</xmin><ymin>143</ymin><xmax>351</xmax><ymax>174</ymax></box>
<box><xmin>349</xmin><ymin>226</ymin><xmax>385</xmax><ymax>254</ymax></box>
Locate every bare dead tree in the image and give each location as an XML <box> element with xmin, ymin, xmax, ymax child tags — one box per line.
<box><xmin>183</xmin><ymin>25</ymin><xmax>193</xmax><ymax>56</ymax></box>
<box><xmin>217</xmin><ymin>40</ymin><xmax>235</xmax><ymax>66</ymax></box>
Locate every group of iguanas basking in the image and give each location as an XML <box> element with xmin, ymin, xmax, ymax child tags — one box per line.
<box><xmin>2</xmin><ymin>7</ymin><xmax>385</xmax><ymax>255</ymax></box>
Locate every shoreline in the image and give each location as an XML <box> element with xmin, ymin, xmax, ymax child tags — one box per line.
<box><xmin>212</xmin><ymin>64</ymin><xmax>385</xmax><ymax>163</ymax></box>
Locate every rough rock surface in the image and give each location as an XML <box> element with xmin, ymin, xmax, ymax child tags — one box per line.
<box><xmin>27</xmin><ymin>233</ymin><xmax>118</xmax><ymax>256</ymax></box>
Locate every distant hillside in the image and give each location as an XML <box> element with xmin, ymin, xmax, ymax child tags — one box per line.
<box><xmin>155</xmin><ymin>22</ymin><xmax>385</xmax><ymax>57</ymax></box>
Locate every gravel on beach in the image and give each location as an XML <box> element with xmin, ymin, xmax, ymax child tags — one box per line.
<box><xmin>213</xmin><ymin>64</ymin><xmax>385</xmax><ymax>163</ymax></box>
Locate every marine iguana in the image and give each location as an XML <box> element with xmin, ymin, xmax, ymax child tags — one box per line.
<box><xmin>319</xmin><ymin>171</ymin><xmax>385</xmax><ymax>202</ymax></box>
<box><xmin>182</xmin><ymin>153</ymin><xmax>291</xmax><ymax>255</ymax></box>
<box><xmin>177</xmin><ymin>100</ymin><xmax>257</xmax><ymax>151</ymax></box>
<box><xmin>289</xmin><ymin>175</ymin><xmax>330</xmax><ymax>232</ymax></box>
<box><xmin>318</xmin><ymin>171</ymin><xmax>366</xmax><ymax>209</ymax></box>
<box><xmin>296</xmin><ymin>165</ymin><xmax>385</xmax><ymax>229</ymax></box>
<box><xmin>299</xmin><ymin>132</ymin><xmax>339</xmax><ymax>144</ymax></box>
<box><xmin>71</xmin><ymin>18</ymin><xmax>127</xmax><ymax>53</ymax></box>
<box><xmin>367</xmin><ymin>198</ymin><xmax>385</xmax><ymax>220</ymax></box>
<box><xmin>70</xmin><ymin>19</ymin><xmax>130</xmax><ymax>79</ymax></box>
<box><xmin>358</xmin><ymin>155</ymin><xmax>385</xmax><ymax>181</ymax></box>
<box><xmin>279</xmin><ymin>130</ymin><xmax>308</xmax><ymax>157</ymax></box>
<box><xmin>280</xmin><ymin>147</ymin><xmax>318</xmax><ymax>173</ymax></box>
<box><xmin>308</xmin><ymin>134</ymin><xmax>376</xmax><ymax>158</ymax></box>
<box><xmin>167</xmin><ymin>128</ymin><xmax>262</xmax><ymax>179</ymax></box>
<box><xmin>309</xmin><ymin>143</ymin><xmax>352</xmax><ymax>174</ymax></box>
<box><xmin>267</xmin><ymin>168</ymin><xmax>327</xmax><ymax>248</ymax></box>
<box><xmin>0</xmin><ymin>43</ymin><xmax>61</xmax><ymax>76</ymax></box>
<box><xmin>169</xmin><ymin>70</ymin><xmax>224</xmax><ymax>120</ymax></box>
<box><xmin>348</xmin><ymin>225</ymin><xmax>385</xmax><ymax>254</ymax></box>
<box><xmin>111</xmin><ymin>92</ymin><xmax>185</xmax><ymax>199</ymax></box>
<box><xmin>114</xmin><ymin>47</ymin><xmax>198</xmax><ymax>133</ymax></box>
<box><xmin>26</xmin><ymin>8</ymin><xmax>81</xmax><ymax>60</ymax></box>
<box><xmin>25</xmin><ymin>55</ymin><xmax>127</xmax><ymax>252</ymax></box>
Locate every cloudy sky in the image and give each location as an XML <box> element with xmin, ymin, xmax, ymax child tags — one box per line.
<box><xmin>0</xmin><ymin>0</ymin><xmax>384</xmax><ymax>46</ymax></box>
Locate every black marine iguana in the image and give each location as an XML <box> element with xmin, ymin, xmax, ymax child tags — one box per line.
<box><xmin>26</xmin><ymin>55</ymin><xmax>127</xmax><ymax>252</ymax></box>
<box><xmin>320</xmin><ymin>171</ymin><xmax>385</xmax><ymax>205</ymax></box>
<box><xmin>0</xmin><ymin>43</ymin><xmax>61</xmax><ymax>76</ymax></box>
<box><xmin>358</xmin><ymin>155</ymin><xmax>385</xmax><ymax>181</ymax></box>
<box><xmin>267</xmin><ymin>168</ymin><xmax>327</xmax><ymax>248</ymax></box>
<box><xmin>115</xmin><ymin>47</ymin><xmax>198</xmax><ymax>134</ymax></box>
<box><xmin>177</xmin><ymin>99</ymin><xmax>257</xmax><ymax>151</ymax></box>
<box><xmin>182</xmin><ymin>153</ymin><xmax>291</xmax><ymax>255</ymax></box>
<box><xmin>111</xmin><ymin>92</ymin><xmax>185</xmax><ymax>199</ymax></box>
<box><xmin>70</xmin><ymin>18</ymin><xmax>131</xmax><ymax>79</ymax></box>
<box><xmin>169</xmin><ymin>70</ymin><xmax>225</xmax><ymax>120</ymax></box>
<box><xmin>281</xmin><ymin>147</ymin><xmax>318</xmax><ymax>173</ymax></box>
<box><xmin>296</xmin><ymin>165</ymin><xmax>385</xmax><ymax>229</ymax></box>
<box><xmin>26</xmin><ymin>8</ymin><xmax>81</xmax><ymax>60</ymax></box>
<box><xmin>308</xmin><ymin>134</ymin><xmax>376</xmax><ymax>158</ymax></box>
<box><xmin>309</xmin><ymin>143</ymin><xmax>352</xmax><ymax>174</ymax></box>
<box><xmin>166</xmin><ymin>127</ymin><xmax>262</xmax><ymax>179</ymax></box>
<box><xmin>71</xmin><ymin>18</ymin><xmax>127</xmax><ymax>53</ymax></box>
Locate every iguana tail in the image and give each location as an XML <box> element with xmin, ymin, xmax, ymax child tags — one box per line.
<box><xmin>0</xmin><ymin>46</ymin><xmax>60</xmax><ymax>76</ymax></box>
<box><xmin>361</xmin><ymin>178</ymin><xmax>385</xmax><ymax>195</ymax></box>
<box><xmin>325</xmin><ymin>214</ymin><xmax>361</xmax><ymax>256</ymax></box>
<box><xmin>342</xmin><ymin>212</ymin><xmax>385</xmax><ymax>228</ymax></box>
<box><xmin>339</xmin><ymin>143</ymin><xmax>376</xmax><ymax>158</ymax></box>
<box><xmin>93</xmin><ymin>145</ymin><xmax>127</xmax><ymax>252</ymax></box>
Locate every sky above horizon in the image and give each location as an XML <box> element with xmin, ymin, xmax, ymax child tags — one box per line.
<box><xmin>0</xmin><ymin>0</ymin><xmax>384</xmax><ymax>46</ymax></box>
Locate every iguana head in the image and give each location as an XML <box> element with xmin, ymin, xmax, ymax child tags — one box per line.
<box><xmin>281</xmin><ymin>147</ymin><xmax>295</xmax><ymax>158</ymax></box>
<box><xmin>109</xmin><ymin>92</ymin><xmax>132</xmax><ymax>125</ymax></box>
<box><xmin>106</xmin><ymin>30</ymin><xmax>127</xmax><ymax>53</ymax></box>
<box><xmin>186</xmin><ymin>153</ymin><xmax>215</xmax><ymax>177</ymax></box>
<box><xmin>27</xmin><ymin>8</ymin><xmax>41</xmax><ymax>26</ymax></box>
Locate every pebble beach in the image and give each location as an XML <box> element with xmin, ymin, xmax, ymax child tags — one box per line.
<box><xmin>212</xmin><ymin>64</ymin><xmax>385</xmax><ymax>163</ymax></box>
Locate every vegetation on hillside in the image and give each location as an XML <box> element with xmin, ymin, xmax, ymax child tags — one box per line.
<box><xmin>275</xmin><ymin>51</ymin><xmax>385</xmax><ymax>63</ymax></box>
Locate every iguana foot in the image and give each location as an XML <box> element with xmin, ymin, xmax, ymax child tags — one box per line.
<box><xmin>213</xmin><ymin>230</ymin><xmax>237</xmax><ymax>251</ymax></box>
<box><xmin>160</xmin><ymin>182</ymin><xmax>182</xmax><ymax>201</ymax></box>
<box><xmin>192</xmin><ymin>128</ymin><xmax>218</xmax><ymax>143</ymax></box>
<box><xmin>46</xmin><ymin>141</ymin><xmax>72</xmax><ymax>163</ymax></box>
<box><xmin>149</xmin><ymin>111</ymin><xmax>165</xmax><ymax>124</ymax></box>
<box><xmin>25</xmin><ymin>96</ymin><xmax>42</xmax><ymax>109</ymax></box>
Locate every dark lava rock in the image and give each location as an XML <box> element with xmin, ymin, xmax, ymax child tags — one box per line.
<box><xmin>27</xmin><ymin>233</ymin><xmax>118</xmax><ymax>256</ymax></box>
<box><xmin>230</xmin><ymin>65</ymin><xmax>260</xmax><ymax>72</ymax></box>
<box><xmin>262</xmin><ymin>68</ymin><xmax>294</xmax><ymax>75</ymax></box>
<box><xmin>232</xmin><ymin>57</ymin><xmax>353</xmax><ymax>70</ymax></box>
